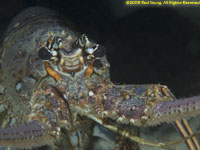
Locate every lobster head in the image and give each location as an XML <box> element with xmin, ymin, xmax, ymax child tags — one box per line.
<box><xmin>38</xmin><ymin>33</ymin><xmax>108</xmax><ymax>77</ymax></box>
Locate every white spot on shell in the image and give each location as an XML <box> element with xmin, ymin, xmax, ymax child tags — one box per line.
<box><xmin>131</xmin><ymin>106</ymin><xmax>135</xmax><ymax>110</ymax></box>
<box><xmin>60</xmin><ymin>58</ymin><xmax>65</xmax><ymax>65</ymax></box>
<box><xmin>125</xmin><ymin>95</ymin><xmax>130</xmax><ymax>100</ymax></box>
<box><xmin>103</xmin><ymin>111</ymin><xmax>108</xmax><ymax>116</ymax></box>
<box><xmin>141</xmin><ymin>116</ymin><xmax>148</xmax><ymax>121</ymax></box>
<box><xmin>63</xmin><ymin>94</ymin><xmax>67</xmax><ymax>99</ymax></box>
<box><xmin>66</xmin><ymin>35</ymin><xmax>72</xmax><ymax>40</ymax></box>
<box><xmin>89</xmin><ymin>91</ymin><xmax>94</xmax><ymax>96</ymax></box>
<box><xmin>50</xmin><ymin>92</ymin><xmax>55</xmax><ymax>96</ymax></box>
<box><xmin>33</xmin><ymin>103</ymin><xmax>44</xmax><ymax>109</ymax></box>
<box><xmin>117</xmin><ymin>117</ymin><xmax>123</xmax><ymax>122</ymax></box>
<box><xmin>56</xmin><ymin>127</ymin><xmax>61</xmax><ymax>132</ymax></box>
<box><xmin>130</xmin><ymin>119</ymin><xmax>135</xmax><ymax>125</ymax></box>
<box><xmin>103</xmin><ymin>95</ymin><xmax>107</xmax><ymax>100</ymax></box>
<box><xmin>143</xmin><ymin>107</ymin><xmax>149</xmax><ymax>113</ymax></box>
<box><xmin>79</xmin><ymin>56</ymin><xmax>84</xmax><ymax>64</ymax></box>
<box><xmin>16</xmin><ymin>82</ymin><xmax>22</xmax><ymax>91</ymax></box>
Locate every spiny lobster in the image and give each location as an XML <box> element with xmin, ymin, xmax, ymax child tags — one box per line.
<box><xmin>0</xmin><ymin>6</ymin><xmax>200</xmax><ymax>150</ymax></box>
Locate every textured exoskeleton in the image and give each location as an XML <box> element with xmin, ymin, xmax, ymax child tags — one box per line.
<box><xmin>0</xmin><ymin>7</ymin><xmax>200</xmax><ymax>150</ymax></box>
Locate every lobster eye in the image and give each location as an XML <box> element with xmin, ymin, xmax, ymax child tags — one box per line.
<box><xmin>38</xmin><ymin>47</ymin><xmax>52</xmax><ymax>60</ymax></box>
<box><xmin>93</xmin><ymin>45</ymin><xmax>105</xmax><ymax>58</ymax></box>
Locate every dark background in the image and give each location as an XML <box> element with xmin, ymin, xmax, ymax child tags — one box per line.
<box><xmin>1</xmin><ymin>0</ymin><xmax>200</xmax><ymax>98</ymax></box>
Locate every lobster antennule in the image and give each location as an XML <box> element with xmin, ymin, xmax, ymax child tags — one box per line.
<box><xmin>149</xmin><ymin>96</ymin><xmax>200</xmax><ymax>125</ymax></box>
<box><xmin>0</xmin><ymin>121</ymin><xmax>55</xmax><ymax>148</ymax></box>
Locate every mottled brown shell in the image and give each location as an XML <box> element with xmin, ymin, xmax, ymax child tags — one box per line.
<box><xmin>0</xmin><ymin>7</ymin><xmax>77</xmax><ymax>118</ymax></box>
